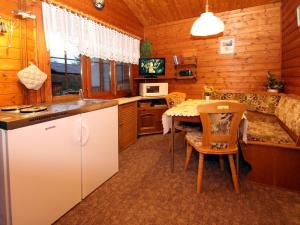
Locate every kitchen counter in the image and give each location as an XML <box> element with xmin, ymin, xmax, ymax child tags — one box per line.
<box><xmin>0</xmin><ymin>99</ymin><xmax>118</xmax><ymax>130</ymax></box>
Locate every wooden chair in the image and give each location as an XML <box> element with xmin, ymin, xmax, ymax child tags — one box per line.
<box><xmin>165</xmin><ymin>92</ymin><xmax>187</xmax><ymax>108</ymax></box>
<box><xmin>165</xmin><ymin>92</ymin><xmax>200</xmax><ymax>133</ymax></box>
<box><xmin>184</xmin><ymin>101</ymin><xmax>247</xmax><ymax>193</ymax></box>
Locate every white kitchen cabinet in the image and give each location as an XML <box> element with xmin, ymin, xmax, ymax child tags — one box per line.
<box><xmin>81</xmin><ymin>106</ymin><xmax>119</xmax><ymax>198</ymax></box>
<box><xmin>1</xmin><ymin>115</ymin><xmax>82</xmax><ymax>225</ymax></box>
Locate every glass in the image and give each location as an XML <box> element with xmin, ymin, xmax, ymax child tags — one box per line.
<box><xmin>91</xmin><ymin>58</ymin><xmax>111</xmax><ymax>93</ymax></box>
<box><xmin>116</xmin><ymin>62</ymin><xmax>130</xmax><ymax>91</ymax></box>
<box><xmin>50</xmin><ymin>51</ymin><xmax>82</xmax><ymax>96</ymax></box>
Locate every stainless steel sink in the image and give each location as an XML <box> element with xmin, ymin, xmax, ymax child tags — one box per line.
<box><xmin>75</xmin><ymin>99</ymin><xmax>106</xmax><ymax>105</ymax></box>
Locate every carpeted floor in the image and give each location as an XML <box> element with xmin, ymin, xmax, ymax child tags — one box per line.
<box><xmin>55</xmin><ymin>134</ymin><xmax>300</xmax><ymax>225</ymax></box>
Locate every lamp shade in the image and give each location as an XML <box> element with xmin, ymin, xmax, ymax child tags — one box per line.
<box><xmin>190</xmin><ymin>12</ymin><xmax>224</xmax><ymax>36</ymax></box>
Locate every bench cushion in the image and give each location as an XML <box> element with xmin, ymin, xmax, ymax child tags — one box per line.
<box><xmin>275</xmin><ymin>96</ymin><xmax>300</xmax><ymax>137</ymax></box>
<box><xmin>246</xmin><ymin>112</ymin><xmax>295</xmax><ymax>145</ymax></box>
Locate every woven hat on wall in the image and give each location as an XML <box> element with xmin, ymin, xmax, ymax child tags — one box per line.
<box><xmin>17</xmin><ymin>64</ymin><xmax>47</xmax><ymax>90</ymax></box>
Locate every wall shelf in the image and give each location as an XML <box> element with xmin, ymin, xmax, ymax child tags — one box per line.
<box><xmin>134</xmin><ymin>77</ymin><xmax>175</xmax><ymax>80</ymax></box>
<box><xmin>174</xmin><ymin>56</ymin><xmax>197</xmax><ymax>80</ymax></box>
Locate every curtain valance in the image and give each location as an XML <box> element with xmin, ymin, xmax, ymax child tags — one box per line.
<box><xmin>42</xmin><ymin>2</ymin><xmax>140</xmax><ymax>64</ymax></box>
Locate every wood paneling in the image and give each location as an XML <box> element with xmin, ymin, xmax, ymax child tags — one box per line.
<box><xmin>142</xmin><ymin>3</ymin><xmax>282</xmax><ymax>98</ymax></box>
<box><xmin>0</xmin><ymin>0</ymin><xmax>143</xmax><ymax>106</ymax></box>
<box><xmin>123</xmin><ymin>0</ymin><xmax>280</xmax><ymax>26</ymax></box>
<box><xmin>0</xmin><ymin>0</ymin><xmax>27</xmax><ymax>106</ymax></box>
<box><xmin>282</xmin><ymin>0</ymin><xmax>300</xmax><ymax>95</ymax></box>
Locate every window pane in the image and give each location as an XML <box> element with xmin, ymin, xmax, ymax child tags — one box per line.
<box><xmin>50</xmin><ymin>52</ymin><xmax>82</xmax><ymax>96</ymax></box>
<box><xmin>91</xmin><ymin>58</ymin><xmax>111</xmax><ymax>93</ymax></box>
<box><xmin>116</xmin><ymin>62</ymin><xmax>130</xmax><ymax>91</ymax></box>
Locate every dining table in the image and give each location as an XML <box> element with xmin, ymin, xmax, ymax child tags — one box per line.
<box><xmin>162</xmin><ymin>99</ymin><xmax>248</xmax><ymax>172</ymax></box>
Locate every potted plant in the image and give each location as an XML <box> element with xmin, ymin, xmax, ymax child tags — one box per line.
<box><xmin>266</xmin><ymin>71</ymin><xmax>284</xmax><ymax>93</ymax></box>
<box><xmin>140</xmin><ymin>39</ymin><xmax>152</xmax><ymax>58</ymax></box>
<box><xmin>204</xmin><ymin>85</ymin><xmax>214</xmax><ymax>101</ymax></box>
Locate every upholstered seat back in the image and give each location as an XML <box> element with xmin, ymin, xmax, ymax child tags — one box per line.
<box><xmin>211</xmin><ymin>92</ymin><xmax>281</xmax><ymax>115</ymax></box>
<box><xmin>275</xmin><ymin>96</ymin><xmax>300</xmax><ymax>137</ymax></box>
<box><xmin>165</xmin><ymin>92</ymin><xmax>186</xmax><ymax>108</ymax></box>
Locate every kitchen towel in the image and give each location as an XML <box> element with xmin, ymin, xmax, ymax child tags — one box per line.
<box><xmin>17</xmin><ymin>64</ymin><xmax>47</xmax><ymax>90</ymax></box>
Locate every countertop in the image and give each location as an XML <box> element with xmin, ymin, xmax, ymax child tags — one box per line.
<box><xmin>0</xmin><ymin>99</ymin><xmax>118</xmax><ymax>130</ymax></box>
<box><xmin>0</xmin><ymin>96</ymin><xmax>167</xmax><ymax>130</ymax></box>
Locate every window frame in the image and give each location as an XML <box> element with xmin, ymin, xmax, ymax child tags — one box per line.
<box><xmin>50</xmin><ymin>56</ymin><xmax>133</xmax><ymax>100</ymax></box>
<box><xmin>50</xmin><ymin>52</ymin><xmax>83</xmax><ymax>101</ymax></box>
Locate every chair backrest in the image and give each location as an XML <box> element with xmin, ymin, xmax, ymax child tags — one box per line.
<box><xmin>198</xmin><ymin>102</ymin><xmax>247</xmax><ymax>151</ymax></box>
<box><xmin>165</xmin><ymin>92</ymin><xmax>186</xmax><ymax>108</ymax></box>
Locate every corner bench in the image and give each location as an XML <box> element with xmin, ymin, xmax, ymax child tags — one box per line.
<box><xmin>212</xmin><ymin>92</ymin><xmax>300</xmax><ymax>191</ymax></box>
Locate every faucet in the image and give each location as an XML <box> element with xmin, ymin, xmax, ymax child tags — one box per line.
<box><xmin>79</xmin><ymin>89</ymin><xmax>84</xmax><ymax>100</ymax></box>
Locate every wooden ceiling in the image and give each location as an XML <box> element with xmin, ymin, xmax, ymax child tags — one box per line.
<box><xmin>122</xmin><ymin>0</ymin><xmax>281</xmax><ymax>26</ymax></box>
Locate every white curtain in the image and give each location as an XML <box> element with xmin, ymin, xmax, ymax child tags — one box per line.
<box><xmin>42</xmin><ymin>2</ymin><xmax>140</xmax><ymax>64</ymax></box>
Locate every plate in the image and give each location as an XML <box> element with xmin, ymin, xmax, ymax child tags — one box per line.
<box><xmin>20</xmin><ymin>106</ymin><xmax>48</xmax><ymax>113</ymax></box>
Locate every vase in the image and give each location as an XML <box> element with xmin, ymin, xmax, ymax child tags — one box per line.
<box><xmin>205</xmin><ymin>95</ymin><xmax>210</xmax><ymax>101</ymax></box>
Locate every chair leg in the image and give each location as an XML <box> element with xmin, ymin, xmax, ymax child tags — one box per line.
<box><xmin>236</xmin><ymin>152</ymin><xmax>239</xmax><ymax>177</ymax></box>
<box><xmin>184</xmin><ymin>143</ymin><xmax>193</xmax><ymax>170</ymax></box>
<box><xmin>228</xmin><ymin>154</ymin><xmax>240</xmax><ymax>193</ymax></box>
<box><xmin>197</xmin><ymin>153</ymin><xmax>205</xmax><ymax>193</ymax></box>
<box><xmin>219</xmin><ymin>155</ymin><xmax>225</xmax><ymax>171</ymax></box>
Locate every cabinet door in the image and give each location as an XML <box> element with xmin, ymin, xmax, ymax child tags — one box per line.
<box><xmin>81</xmin><ymin>106</ymin><xmax>118</xmax><ymax>198</ymax></box>
<box><xmin>7</xmin><ymin>115</ymin><xmax>82</xmax><ymax>225</ymax></box>
<box><xmin>138</xmin><ymin>107</ymin><xmax>167</xmax><ymax>135</ymax></box>
<box><xmin>118</xmin><ymin>102</ymin><xmax>137</xmax><ymax>151</ymax></box>
<box><xmin>138</xmin><ymin>109</ymin><xmax>157</xmax><ymax>134</ymax></box>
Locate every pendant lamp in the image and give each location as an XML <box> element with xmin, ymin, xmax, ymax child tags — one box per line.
<box><xmin>190</xmin><ymin>0</ymin><xmax>224</xmax><ymax>36</ymax></box>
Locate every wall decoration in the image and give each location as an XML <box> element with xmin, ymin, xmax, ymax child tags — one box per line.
<box><xmin>297</xmin><ymin>5</ymin><xmax>300</xmax><ymax>27</ymax></box>
<box><xmin>219</xmin><ymin>37</ymin><xmax>235</xmax><ymax>54</ymax></box>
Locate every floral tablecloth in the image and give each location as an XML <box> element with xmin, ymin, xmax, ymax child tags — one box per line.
<box><xmin>162</xmin><ymin>99</ymin><xmax>248</xmax><ymax>143</ymax></box>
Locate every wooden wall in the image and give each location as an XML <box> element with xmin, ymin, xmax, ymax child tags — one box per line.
<box><xmin>0</xmin><ymin>0</ymin><xmax>36</xmax><ymax>106</ymax></box>
<box><xmin>143</xmin><ymin>3</ymin><xmax>282</xmax><ymax>98</ymax></box>
<box><xmin>0</xmin><ymin>0</ymin><xmax>143</xmax><ymax>106</ymax></box>
<box><xmin>282</xmin><ymin>0</ymin><xmax>300</xmax><ymax>95</ymax></box>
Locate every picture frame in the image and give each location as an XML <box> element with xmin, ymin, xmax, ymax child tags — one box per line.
<box><xmin>219</xmin><ymin>37</ymin><xmax>235</xmax><ymax>55</ymax></box>
<box><xmin>297</xmin><ymin>5</ymin><xmax>300</xmax><ymax>27</ymax></box>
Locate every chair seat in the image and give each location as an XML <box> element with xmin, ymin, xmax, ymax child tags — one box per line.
<box><xmin>175</xmin><ymin>121</ymin><xmax>201</xmax><ymax>132</ymax></box>
<box><xmin>186</xmin><ymin>131</ymin><xmax>238</xmax><ymax>154</ymax></box>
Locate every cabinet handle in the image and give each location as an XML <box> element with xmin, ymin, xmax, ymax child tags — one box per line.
<box><xmin>45</xmin><ymin>125</ymin><xmax>56</xmax><ymax>131</ymax></box>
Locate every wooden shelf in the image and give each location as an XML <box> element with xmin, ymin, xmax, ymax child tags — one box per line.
<box><xmin>138</xmin><ymin>105</ymin><xmax>168</xmax><ymax>110</ymax></box>
<box><xmin>175</xmin><ymin>75</ymin><xmax>197</xmax><ymax>80</ymax></box>
<box><xmin>174</xmin><ymin>55</ymin><xmax>197</xmax><ymax>80</ymax></box>
<box><xmin>134</xmin><ymin>77</ymin><xmax>175</xmax><ymax>80</ymax></box>
<box><xmin>175</xmin><ymin>64</ymin><xmax>197</xmax><ymax>67</ymax></box>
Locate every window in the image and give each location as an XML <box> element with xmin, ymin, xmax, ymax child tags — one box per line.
<box><xmin>116</xmin><ymin>62</ymin><xmax>130</xmax><ymax>91</ymax></box>
<box><xmin>91</xmin><ymin>58</ymin><xmax>111</xmax><ymax>94</ymax></box>
<box><xmin>50</xmin><ymin>49</ymin><xmax>82</xmax><ymax>96</ymax></box>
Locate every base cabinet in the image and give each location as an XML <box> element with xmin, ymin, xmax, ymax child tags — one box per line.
<box><xmin>1</xmin><ymin>115</ymin><xmax>82</xmax><ymax>225</ymax></box>
<box><xmin>81</xmin><ymin>106</ymin><xmax>119</xmax><ymax>198</ymax></box>
<box><xmin>0</xmin><ymin>106</ymin><xmax>119</xmax><ymax>225</ymax></box>
<box><xmin>137</xmin><ymin>99</ymin><xmax>167</xmax><ymax>135</ymax></box>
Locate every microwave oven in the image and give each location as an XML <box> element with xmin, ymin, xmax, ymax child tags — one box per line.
<box><xmin>139</xmin><ymin>83</ymin><xmax>168</xmax><ymax>97</ymax></box>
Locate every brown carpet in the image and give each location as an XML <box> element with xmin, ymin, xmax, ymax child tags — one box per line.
<box><xmin>55</xmin><ymin>134</ymin><xmax>300</xmax><ymax>225</ymax></box>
